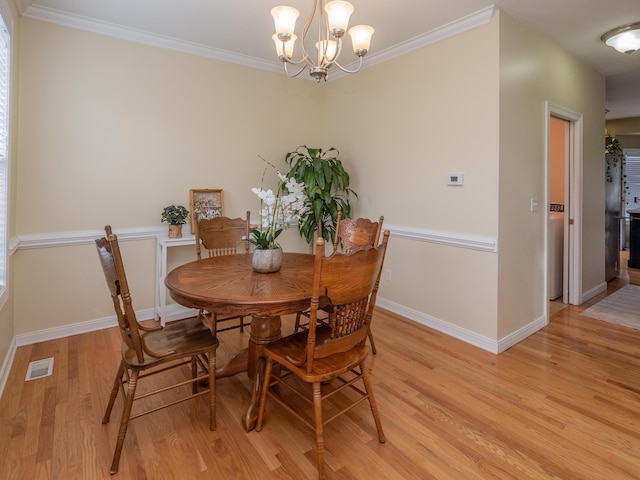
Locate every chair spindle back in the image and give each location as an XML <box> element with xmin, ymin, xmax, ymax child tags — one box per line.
<box><xmin>333</xmin><ymin>211</ymin><xmax>384</xmax><ymax>254</ymax></box>
<box><xmin>305</xmin><ymin>230</ymin><xmax>390</xmax><ymax>373</ymax></box>
<box><xmin>195</xmin><ymin>211</ymin><xmax>250</xmax><ymax>259</ymax></box>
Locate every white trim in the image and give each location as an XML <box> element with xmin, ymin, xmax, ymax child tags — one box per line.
<box><xmin>580</xmin><ymin>281</ymin><xmax>606</xmax><ymax>304</ymax></box>
<box><xmin>545</xmin><ymin>102</ymin><xmax>583</xmax><ymax>305</ymax></box>
<box><xmin>14</xmin><ymin>225</ymin><xmax>498</xmax><ymax>253</ymax></box>
<box><xmin>377</xmin><ymin>296</ymin><xmax>545</xmax><ymax>354</ymax></box>
<box><xmin>15</xmin><ymin>314</ymin><xmax>116</xmax><ymax>347</ymax></box>
<box><xmin>376</xmin><ymin>297</ymin><xmax>499</xmax><ymax>353</ymax></box>
<box><xmin>0</xmin><ymin>0</ymin><xmax>15</xmax><ymax>34</ymax></box>
<box><xmin>21</xmin><ymin>5</ymin><xmax>282</xmax><ymax>74</ymax></box>
<box><xmin>17</xmin><ymin>226</ymin><xmax>164</xmax><ymax>249</ymax></box>
<box><xmin>0</xmin><ymin>335</ymin><xmax>16</xmax><ymax>399</ymax></box>
<box><xmin>7</xmin><ymin>234</ymin><xmax>17</xmax><ymax>255</ymax></box>
<box><xmin>14</xmin><ymin>307</ymin><xmax>153</xmax><ymax>347</ymax></box>
<box><xmin>385</xmin><ymin>223</ymin><xmax>498</xmax><ymax>252</ymax></box>
<box><xmin>333</xmin><ymin>6</ymin><xmax>496</xmax><ymax>80</ymax></box>
<box><xmin>20</xmin><ymin>4</ymin><xmax>497</xmax><ymax>80</ymax></box>
<box><xmin>497</xmin><ymin>315</ymin><xmax>547</xmax><ymax>353</ymax></box>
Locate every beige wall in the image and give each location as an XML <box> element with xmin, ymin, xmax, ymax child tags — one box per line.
<box><xmin>497</xmin><ymin>11</ymin><xmax>605</xmax><ymax>338</ymax></box>
<box><xmin>325</xmin><ymin>20</ymin><xmax>500</xmax><ymax>338</ymax></box>
<box><xmin>13</xmin><ymin>18</ymin><xmax>318</xmax><ymax>334</ymax></box>
<box><xmin>4</xmin><ymin>11</ymin><xmax>607</xmax><ymax>352</ymax></box>
<box><xmin>606</xmin><ymin>117</ymin><xmax>640</xmax><ymax>136</ymax></box>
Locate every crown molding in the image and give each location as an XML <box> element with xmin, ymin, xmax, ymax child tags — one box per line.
<box><xmin>351</xmin><ymin>5</ymin><xmax>496</xmax><ymax>72</ymax></box>
<box><xmin>20</xmin><ymin>5</ymin><xmax>282</xmax><ymax>74</ymax></box>
<box><xmin>20</xmin><ymin>4</ymin><xmax>497</xmax><ymax>79</ymax></box>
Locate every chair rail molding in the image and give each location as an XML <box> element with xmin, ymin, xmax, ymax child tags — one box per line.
<box><xmin>16</xmin><ymin>226</ymin><xmax>164</xmax><ymax>249</ymax></box>
<box><xmin>14</xmin><ymin>224</ymin><xmax>498</xmax><ymax>252</ymax></box>
<box><xmin>384</xmin><ymin>223</ymin><xmax>498</xmax><ymax>253</ymax></box>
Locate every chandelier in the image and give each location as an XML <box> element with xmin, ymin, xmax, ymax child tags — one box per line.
<box><xmin>270</xmin><ymin>1</ymin><xmax>374</xmax><ymax>82</ymax></box>
<box><xmin>601</xmin><ymin>22</ymin><xmax>640</xmax><ymax>54</ymax></box>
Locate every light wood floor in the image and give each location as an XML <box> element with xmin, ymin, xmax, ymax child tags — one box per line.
<box><xmin>1</xmin><ymin>265</ymin><xmax>640</xmax><ymax>479</ymax></box>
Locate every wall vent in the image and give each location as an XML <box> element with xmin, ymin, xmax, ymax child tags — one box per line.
<box><xmin>25</xmin><ymin>357</ymin><xmax>54</xmax><ymax>381</ymax></box>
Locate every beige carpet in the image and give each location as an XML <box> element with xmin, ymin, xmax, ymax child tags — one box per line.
<box><xmin>581</xmin><ymin>284</ymin><xmax>640</xmax><ymax>330</ymax></box>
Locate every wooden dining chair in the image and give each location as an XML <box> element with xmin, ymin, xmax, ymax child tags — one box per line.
<box><xmin>294</xmin><ymin>212</ymin><xmax>384</xmax><ymax>353</ymax></box>
<box><xmin>256</xmin><ymin>231</ymin><xmax>390</xmax><ymax>480</ymax></box>
<box><xmin>97</xmin><ymin>225</ymin><xmax>218</xmax><ymax>475</ymax></box>
<box><xmin>194</xmin><ymin>211</ymin><xmax>251</xmax><ymax>334</ymax></box>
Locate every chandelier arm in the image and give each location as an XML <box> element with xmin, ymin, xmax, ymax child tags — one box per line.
<box><xmin>280</xmin><ymin>50</ymin><xmax>311</xmax><ymax>67</ymax></box>
<box><xmin>329</xmin><ymin>37</ymin><xmax>343</xmax><ymax>64</ymax></box>
<box><xmin>283</xmin><ymin>61</ymin><xmax>307</xmax><ymax>78</ymax></box>
<box><xmin>299</xmin><ymin>0</ymin><xmax>319</xmax><ymax>66</ymax></box>
<box><xmin>331</xmin><ymin>56</ymin><xmax>364</xmax><ymax>74</ymax></box>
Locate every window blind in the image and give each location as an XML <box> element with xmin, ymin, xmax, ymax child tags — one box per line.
<box><xmin>0</xmin><ymin>23</ymin><xmax>8</xmax><ymax>293</ymax></box>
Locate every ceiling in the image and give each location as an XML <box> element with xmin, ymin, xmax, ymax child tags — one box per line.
<box><xmin>14</xmin><ymin>0</ymin><xmax>640</xmax><ymax>120</ymax></box>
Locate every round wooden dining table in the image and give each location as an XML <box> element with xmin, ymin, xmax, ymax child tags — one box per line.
<box><xmin>165</xmin><ymin>251</ymin><xmax>317</xmax><ymax>430</ymax></box>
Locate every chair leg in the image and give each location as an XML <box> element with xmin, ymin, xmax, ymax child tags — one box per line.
<box><xmin>208</xmin><ymin>350</ymin><xmax>217</xmax><ymax>431</ymax></box>
<box><xmin>102</xmin><ymin>361</ymin><xmax>124</xmax><ymax>424</ymax></box>
<box><xmin>360</xmin><ymin>364</ymin><xmax>385</xmax><ymax>443</ymax></box>
<box><xmin>255</xmin><ymin>358</ymin><xmax>274</xmax><ymax>432</ymax></box>
<box><xmin>367</xmin><ymin>329</ymin><xmax>377</xmax><ymax>355</ymax></box>
<box><xmin>294</xmin><ymin>311</ymin><xmax>302</xmax><ymax>332</ymax></box>
<box><xmin>109</xmin><ymin>368</ymin><xmax>139</xmax><ymax>475</ymax></box>
<box><xmin>312</xmin><ymin>382</ymin><xmax>326</xmax><ymax>480</ymax></box>
<box><xmin>191</xmin><ymin>357</ymin><xmax>198</xmax><ymax>394</ymax></box>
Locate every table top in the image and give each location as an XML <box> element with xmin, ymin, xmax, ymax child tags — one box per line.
<box><xmin>165</xmin><ymin>252</ymin><xmax>316</xmax><ymax>317</ymax></box>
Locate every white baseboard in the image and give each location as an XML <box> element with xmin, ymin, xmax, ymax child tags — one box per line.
<box><xmin>581</xmin><ymin>282</ymin><xmax>607</xmax><ymax>304</ymax></box>
<box><xmin>0</xmin><ymin>336</ymin><xmax>16</xmax><ymax>399</ymax></box>
<box><xmin>376</xmin><ymin>297</ymin><xmax>545</xmax><ymax>354</ymax></box>
<box><xmin>13</xmin><ymin>307</ymin><xmax>153</xmax><ymax>347</ymax></box>
<box><xmin>497</xmin><ymin>314</ymin><xmax>547</xmax><ymax>353</ymax></box>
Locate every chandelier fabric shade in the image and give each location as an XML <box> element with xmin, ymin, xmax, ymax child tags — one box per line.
<box><xmin>601</xmin><ymin>22</ymin><xmax>640</xmax><ymax>54</ymax></box>
<box><xmin>270</xmin><ymin>0</ymin><xmax>374</xmax><ymax>82</ymax></box>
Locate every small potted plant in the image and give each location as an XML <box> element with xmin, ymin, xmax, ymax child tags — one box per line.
<box><xmin>161</xmin><ymin>204</ymin><xmax>189</xmax><ymax>238</ymax></box>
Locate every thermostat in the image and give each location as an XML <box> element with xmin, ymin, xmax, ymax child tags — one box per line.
<box><xmin>447</xmin><ymin>172</ymin><xmax>464</xmax><ymax>186</ymax></box>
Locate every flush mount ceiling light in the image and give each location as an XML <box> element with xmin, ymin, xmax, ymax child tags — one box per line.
<box><xmin>271</xmin><ymin>1</ymin><xmax>374</xmax><ymax>82</ymax></box>
<box><xmin>601</xmin><ymin>22</ymin><xmax>640</xmax><ymax>54</ymax></box>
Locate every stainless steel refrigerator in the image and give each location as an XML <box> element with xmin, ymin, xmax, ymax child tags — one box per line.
<box><xmin>605</xmin><ymin>153</ymin><xmax>622</xmax><ymax>281</ymax></box>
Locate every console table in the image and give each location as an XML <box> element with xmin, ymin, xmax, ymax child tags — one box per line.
<box><xmin>155</xmin><ymin>233</ymin><xmax>197</xmax><ymax>325</ymax></box>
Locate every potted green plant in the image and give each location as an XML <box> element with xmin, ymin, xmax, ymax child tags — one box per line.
<box><xmin>285</xmin><ymin>145</ymin><xmax>356</xmax><ymax>246</ymax></box>
<box><xmin>161</xmin><ymin>204</ymin><xmax>189</xmax><ymax>238</ymax></box>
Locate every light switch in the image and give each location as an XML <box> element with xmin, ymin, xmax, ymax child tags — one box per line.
<box><xmin>531</xmin><ymin>198</ymin><xmax>538</xmax><ymax>212</ymax></box>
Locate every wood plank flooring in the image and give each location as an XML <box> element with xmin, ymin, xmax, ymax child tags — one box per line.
<box><xmin>1</xmin><ymin>264</ymin><xmax>639</xmax><ymax>479</ymax></box>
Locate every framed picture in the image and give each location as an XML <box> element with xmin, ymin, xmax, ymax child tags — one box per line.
<box><xmin>189</xmin><ymin>189</ymin><xmax>224</xmax><ymax>233</ymax></box>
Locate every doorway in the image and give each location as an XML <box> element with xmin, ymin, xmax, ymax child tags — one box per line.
<box><xmin>545</xmin><ymin>102</ymin><xmax>582</xmax><ymax>312</ymax></box>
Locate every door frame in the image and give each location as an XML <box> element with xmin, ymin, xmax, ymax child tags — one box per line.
<box><xmin>545</xmin><ymin>102</ymin><xmax>582</xmax><ymax>306</ymax></box>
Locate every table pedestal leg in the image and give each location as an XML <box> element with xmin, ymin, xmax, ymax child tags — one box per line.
<box><xmin>242</xmin><ymin>314</ymin><xmax>281</xmax><ymax>431</ymax></box>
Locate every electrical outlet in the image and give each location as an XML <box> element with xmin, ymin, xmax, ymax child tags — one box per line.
<box><xmin>385</xmin><ymin>269</ymin><xmax>392</xmax><ymax>281</ymax></box>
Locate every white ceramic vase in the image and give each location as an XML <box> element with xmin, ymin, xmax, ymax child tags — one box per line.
<box><xmin>252</xmin><ymin>247</ymin><xmax>283</xmax><ymax>273</ymax></box>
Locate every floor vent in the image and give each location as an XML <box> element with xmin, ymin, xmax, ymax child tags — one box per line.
<box><xmin>25</xmin><ymin>357</ymin><xmax>54</xmax><ymax>381</ymax></box>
